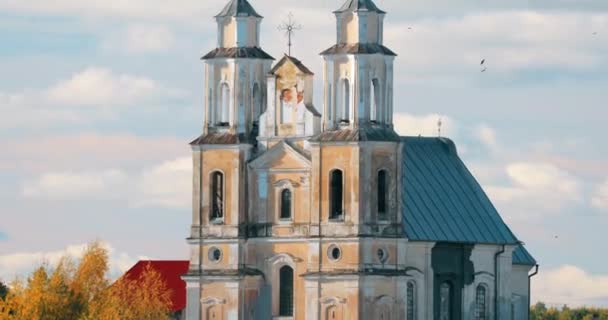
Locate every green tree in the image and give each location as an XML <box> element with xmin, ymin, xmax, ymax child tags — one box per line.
<box><xmin>0</xmin><ymin>280</ymin><xmax>8</xmax><ymax>300</ymax></box>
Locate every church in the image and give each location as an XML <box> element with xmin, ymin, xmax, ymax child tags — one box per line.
<box><xmin>181</xmin><ymin>0</ymin><xmax>538</xmax><ymax>319</ymax></box>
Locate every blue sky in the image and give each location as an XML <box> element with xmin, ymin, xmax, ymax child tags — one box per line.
<box><xmin>0</xmin><ymin>0</ymin><xmax>607</xmax><ymax>307</ymax></box>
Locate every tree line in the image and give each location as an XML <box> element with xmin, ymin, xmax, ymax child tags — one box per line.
<box><xmin>0</xmin><ymin>242</ymin><xmax>172</xmax><ymax>320</ymax></box>
<box><xmin>531</xmin><ymin>302</ymin><xmax>608</xmax><ymax>320</ymax></box>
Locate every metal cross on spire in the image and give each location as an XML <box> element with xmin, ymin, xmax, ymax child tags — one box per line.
<box><xmin>437</xmin><ymin>117</ymin><xmax>443</xmax><ymax>137</ymax></box>
<box><xmin>278</xmin><ymin>12</ymin><xmax>302</xmax><ymax>56</ymax></box>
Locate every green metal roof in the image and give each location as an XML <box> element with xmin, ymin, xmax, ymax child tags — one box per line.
<box><xmin>216</xmin><ymin>0</ymin><xmax>262</xmax><ymax>18</ymax></box>
<box><xmin>512</xmin><ymin>244</ymin><xmax>537</xmax><ymax>266</ymax></box>
<box><xmin>401</xmin><ymin>137</ymin><xmax>520</xmax><ymax>245</ymax></box>
<box><xmin>334</xmin><ymin>0</ymin><xmax>386</xmax><ymax>14</ymax></box>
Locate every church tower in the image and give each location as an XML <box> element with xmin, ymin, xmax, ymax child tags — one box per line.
<box><xmin>202</xmin><ymin>0</ymin><xmax>274</xmax><ymax>136</ymax></box>
<box><xmin>184</xmin><ymin>0</ymin><xmax>273</xmax><ymax>319</ymax></box>
<box><xmin>321</xmin><ymin>0</ymin><xmax>396</xmax><ymax>130</ymax></box>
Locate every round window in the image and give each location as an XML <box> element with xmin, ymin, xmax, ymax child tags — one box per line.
<box><xmin>377</xmin><ymin>248</ymin><xmax>389</xmax><ymax>263</ymax></box>
<box><xmin>328</xmin><ymin>245</ymin><xmax>342</xmax><ymax>261</ymax></box>
<box><xmin>208</xmin><ymin>247</ymin><xmax>222</xmax><ymax>263</ymax></box>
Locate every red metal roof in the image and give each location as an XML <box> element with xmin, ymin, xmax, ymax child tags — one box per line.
<box><xmin>122</xmin><ymin>260</ymin><xmax>189</xmax><ymax>312</ymax></box>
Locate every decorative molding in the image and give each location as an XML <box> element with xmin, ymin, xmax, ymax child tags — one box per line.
<box><xmin>201</xmin><ymin>297</ymin><xmax>226</xmax><ymax>305</ymax></box>
<box><xmin>266</xmin><ymin>252</ymin><xmax>303</xmax><ymax>264</ymax></box>
<box><xmin>320</xmin><ymin>296</ymin><xmax>347</xmax><ymax>305</ymax></box>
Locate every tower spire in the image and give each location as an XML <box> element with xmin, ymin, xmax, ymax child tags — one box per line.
<box><xmin>215</xmin><ymin>0</ymin><xmax>262</xmax><ymax>18</ymax></box>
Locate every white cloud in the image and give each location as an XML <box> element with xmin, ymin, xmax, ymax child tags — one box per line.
<box><xmin>0</xmin><ymin>133</ymin><xmax>186</xmax><ymax>174</ymax></box>
<box><xmin>384</xmin><ymin>11</ymin><xmax>608</xmax><ymax>83</ymax></box>
<box><xmin>485</xmin><ymin>162</ymin><xmax>583</xmax><ymax>217</ymax></box>
<box><xmin>592</xmin><ymin>179</ymin><xmax>608</xmax><ymax>210</ymax></box>
<box><xmin>22</xmin><ymin>169</ymin><xmax>128</xmax><ymax>199</ymax></box>
<box><xmin>393</xmin><ymin>113</ymin><xmax>455</xmax><ymax>137</ymax></box>
<box><xmin>1</xmin><ymin>67</ymin><xmax>186</xmax><ymax>129</ymax></box>
<box><xmin>0</xmin><ymin>0</ymin><xmax>216</xmax><ymax>21</ymax></box>
<box><xmin>124</xmin><ymin>25</ymin><xmax>174</xmax><ymax>53</ymax></box>
<box><xmin>475</xmin><ymin>124</ymin><xmax>498</xmax><ymax>150</ymax></box>
<box><xmin>133</xmin><ymin>157</ymin><xmax>191</xmax><ymax>209</ymax></box>
<box><xmin>102</xmin><ymin>24</ymin><xmax>175</xmax><ymax>54</ymax></box>
<box><xmin>0</xmin><ymin>242</ymin><xmax>148</xmax><ymax>281</ymax></box>
<box><xmin>47</xmin><ymin>67</ymin><xmax>166</xmax><ymax>107</ymax></box>
<box><xmin>21</xmin><ymin>157</ymin><xmax>191</xmax><ymax>209</ymax></box>
<box><xmin>533</xmin><ymin>265</ymin><xmax>608</xmax><ymax>307</ymax></box>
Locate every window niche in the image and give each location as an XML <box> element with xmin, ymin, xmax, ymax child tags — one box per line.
<box><xmin>475</xmin><ymin>285</ymin><xmax>488</xmax><ymax>320</ymax></box>
<box><xmin>377</xmin><ymin>169</ymin><xmax>389</xmax><ymax>221</ymax></box>
<box><xmin>274</xmin><ymin>179</ymin><xmax>297</xmax><ymax>223</ymax></box>
<box><xmin>329</xmin><ymin>169</ymin><xmax>344</xmax><ymax>221</ymax></box>
<box><xmin>210</xmin><ymin>171</ymin><xmax>225</xmax><ymax>223</ymax></box>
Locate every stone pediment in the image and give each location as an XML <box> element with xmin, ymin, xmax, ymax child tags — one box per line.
<box><xmin>248</xmin><ymin>141</ymin><xmax>311</xmax><ymax>170</ymax></box>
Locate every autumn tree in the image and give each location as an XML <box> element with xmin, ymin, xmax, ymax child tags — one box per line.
<box><xmin>0</xmin><ymin>241</ymin><xmax>172</xmax><ymax>320</ymax></box>
<box><xmin>86</xmin><ymin>262</ymin><xmax>172</xmax><ymax>320</ymax></box>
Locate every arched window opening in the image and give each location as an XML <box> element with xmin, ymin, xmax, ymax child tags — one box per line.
<box><xmin>330</xmin><ymin>170</ymin><xmax>344</xmax><ymax>220</ymax></box>
<box><xmin>439</xmin><ymin>282</ymin><xmax>452</xmax><ymax>320</ymax></box>
<box><xmin>280</xmin><ymin>189</ymin><xmax>292</xmax><ymax>220</ymax></box>
<box><xmin>326</xmin><ymin>306</ymin><xmax>338</xmax><ymax>320</ymax></box>
<box><xmin>337</xmin><ymin>79</ymin><xmax>350</xmax><ymax>124</ymax></box>
<box><xmin>371</xmin><ymin>78</ymin><xmax>380</xmax><ymax>122</ymax></box>
<box><xmin>377</xmin><ymin>170</ymin><xmax>388</xmax><ymax>221</ymax></box>
<box><xmin>475</xmin><ymin>285</ymin><xmax>487</xmax><ymax>320</ymax></box>
<box><xmin>210</xmin><ymin>172</ymin><xmax>224</xmax><ymax>221</ymax></box>
<box><xmin>252</xmin><ymin>83</ymin><xmax>261</xmax><ymax>121</ymax></box>
<box><xmin>327</xmin><ymin>84</ymin><xmax>334</xmax><ymax>122</ymax></box>
<box><xmin>407</xmin><ymin>281</ymin><xmax>416</xmax><ymax>320</ymax></box>
<box><xmin>279</xmin><ymin>266</ymin><xmax>294</xmax><ymax>316</ymax></box>
<box><xmin>208</xmin><ymin>88</ymin><xmax>213</xmax><ymax>125</ymax></box>
<box><xmin>218</xmin><ymin>83</ymin><xmax>230</xmax><ymax>125</ymax></box>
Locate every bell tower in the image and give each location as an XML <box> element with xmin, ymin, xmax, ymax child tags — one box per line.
<box><xmin>203</xmin><ymin>0</ymin><xmax>274</xmax><ymax>137</ymax></box>
<box><xmin>184</xmin><ymin>1</ymin><xmax>273</xmax><ymax>319</ymax></box>
<box><xmin>321</xmin><ymin>0</ymin><xmax>396</xmax><ymax>131</ymax></box>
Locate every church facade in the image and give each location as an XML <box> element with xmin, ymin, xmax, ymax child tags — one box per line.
<box><xmin>182</xmin><ymin>0</ymin><xmax>538</xmax><ymax>319</ymax></box>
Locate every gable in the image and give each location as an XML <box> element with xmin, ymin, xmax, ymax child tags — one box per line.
<box><xmin>270</xmin><ymin>55</ymin><xmax>314</xmax><ymax>76</ymax></box>
<box><xmin>401</xmin><ymin>137</ymin><xmax>519</xmax><ymax>245</ymax></box>
<box><xmin>249</xmin><ymin>141</ymin><xmax>311</xmax><ymax>170</ymax></box>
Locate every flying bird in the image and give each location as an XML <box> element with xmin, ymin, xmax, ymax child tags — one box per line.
<box><xmin>481</xmin><ymin>59</ymin><xmax>486</xmax><ymax>65</ymax></box>
<box><xmin>481</xmin><ymin>67</ymin><xmax>487</xmax><ymax>73</ymax></box>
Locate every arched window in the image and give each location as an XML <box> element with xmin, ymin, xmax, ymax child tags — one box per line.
<box><xmin>407</xmin><ymin>281</ymin><xmax>416</xmax><ymax>320</ymax></box>
<box><xmin>279</xmin><ymin>266</ymin><xmax>294</xmax><ymax>316</ymax></box>
<box><xmin>328</xmin><ymin>84</ymin><xmax>334</xmax><ymax>122</ymax></box>
<box><xmin>210</xmin><ymin>172</ymin><xmax>224</xmax><ymax>221</ymax></box>
<box><xmin>371</xmin><ymin>78</ymin><xmax>380</xmax><ymax>122</ymax></box>
<box><xmin>377</xmin><ymin>170</ymin><xmax>388</xmax><ymax>221</ymax></box>
<box><xmin>439</xmin><ymin>282</ymin><xmax>452</xmax><ymax>320</ymax></box>
<box><xmin>208</xmin><ymin>88</ymin><xmax>213</xmax><ymax>125</ymax></box>
<box><xmin>326</xmin><ymin>305</ymin><xmax>337</xmax><ymax>320</ymax></box>
<box><xmin>252</xmin><ymin>83</ymin><xmax>261</xmax><ymax>121</ymax></box>
<box><xmin>475</xmin><ymin>285</ymin><xmax>487</xmax><ymax>320</ymax></box>
<box><xmin>330</xmin><ymin>170</ymin><xmax>344</xmax><ymax>220</ymax></box>
<box><xmin>337</xmin><ymin>79</ymin><xmax>350</xmax><ymax>123</ymax></box>
<box><xmin>218</xmin><ymin>83</ymin><xmax>230</xmax><ymax>125</ymax></box>
<box><xmin>280</xmin><ymin>189</ymin><xmax>292</xmax><ymax>220</ymax></box>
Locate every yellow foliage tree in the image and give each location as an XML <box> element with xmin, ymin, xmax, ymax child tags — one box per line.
<box><xmin>87</xmin><ymin>262</ymin><xmax>173</xmax><ymax>320</ymax></box>
<box><xmin>0</xmin><ymin>241</ymin><xmax>171</xmax><ymax>320</ymax></box>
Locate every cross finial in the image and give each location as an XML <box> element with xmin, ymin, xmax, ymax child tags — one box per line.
<box><xmin>278</xmin><ymin>12</ymin><xmax>302</xmax><ymax>56</ymax></box>
<box><xmin>437</xmin><ymin>117</ymin><xmax>443</xmax><ymax>137</ymax></box>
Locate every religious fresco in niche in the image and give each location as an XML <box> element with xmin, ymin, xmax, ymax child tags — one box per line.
<box><xmin>276</xmin><ymin>62</ymin><xmax>307</xmax><ymax>135</ymax></box>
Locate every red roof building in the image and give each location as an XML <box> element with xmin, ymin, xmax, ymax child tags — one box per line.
<box><xmin>122</xmin><ymin>260</ymin><xmax>189</xmax><ymax>313</ymax></box>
